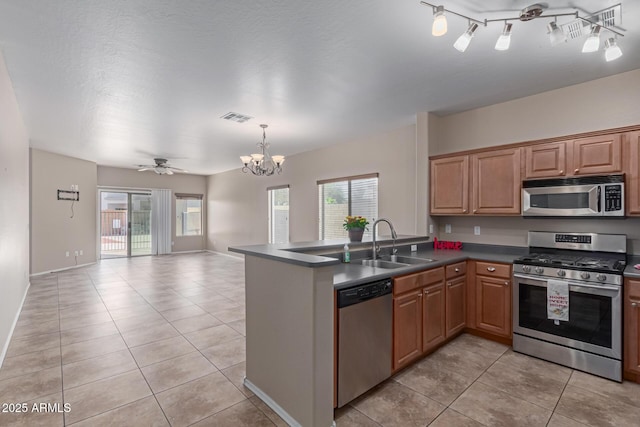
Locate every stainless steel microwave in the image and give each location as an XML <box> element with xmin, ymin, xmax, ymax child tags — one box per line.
<box><xmin>522</xmin><ymin>174</ymin><xmax>624</xmax><ymax>217</ymax></box>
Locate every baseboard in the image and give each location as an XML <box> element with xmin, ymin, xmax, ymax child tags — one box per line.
<box><xmin>30</xmin><ymin>261</ymin><xmax>97</xmax><ymax>277</ymax></box>
<box><xmin>206</xmin><ymin>249</ymin><xmax>243</xmax><ymax>259</ymax></box>
<box><xmin>170</xmin><ymin>250</ymin><xmax>206</xmax><ymax>254</ymax></box>
<box><xmin>243</xmin><ymin>377</ymin><xmax>307</xmax><ymax>427</ymax></box>
<box><xmin>0</xmin><ymin>281</ymin><xmax>30</xmax><ymax>370</ymax></box>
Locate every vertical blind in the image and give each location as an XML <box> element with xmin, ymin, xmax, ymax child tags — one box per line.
<box><xmin>318</xmin><ymin>174</ymin><xmax>378</xmax><ymax>240</ymax></box>
<box><xmin>151</xmin><ymin>189</ymin><xmax>172</xmax><ymax>255</ymax></box>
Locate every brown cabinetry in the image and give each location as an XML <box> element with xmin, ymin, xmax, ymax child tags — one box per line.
<box><xmin>446</xmin><ymin>276</ymin><xmax>466</xmax><ymax>336</ymax></box>
<box><xmin>475</xmin><ymin>262</ymin><xmax>511</xmax><ymax>338</ymax></box>
<box><xmin>422</xmin><ymin>282</ymin><xmax>445</xmax><ymax>353</ymax></box>
<box><xmin>524</xmin><ymin>141</ymin><xmax>567</xmax><ymax>178</ymax></box>
<box><xmin>392</xmin><ymin>289</ymin><xmax>423</xmax><ymax>371</ymax></box>
<box><xmin>430</xmin><ymin>155</ymin><xmax>469</xmax><ymax>215</ymax></box>
<box><xmin>627</xmin><ymin>132</ymin><xmax>640</xmax><ymax>215</ymax></box>
<box><xmin>430</xmin><ymin>148</ymin><xmax>521</xmax><ymax>216</ymax></box>
<box><xmin>471</xmin><ymin>148</ymin><xmax>521</xmax><ymax>215</ymax></box>
<box><xmin>624</xmin><ymin>279</ymin><xmax>640</xmax><ymax>382</ymax></box>
<box><xmin>572</xmin><ymin>134</ymin><xmax>622</xmax><ymax>175</ymax></box>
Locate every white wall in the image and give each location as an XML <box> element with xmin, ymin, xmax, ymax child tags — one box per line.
<box><xmin>207</xmin><ymin>125</ymin><xmax>418</xmax><ymax>253</ymax></box>
<box><xmin>30</xmin><ymin>149</ymin><xmax>97</xmax><ymax>273</ymax></box>
<box><xmin>0</xmin><ymin>52</ymin><xmax>30</xmax><ymax>366</ymax></box>
<box><xmin>98</xmin><ymin>166</ymin><xmax>207</xmax><ymax>252</ymax></box>
<box><xmin>427</xmin><ymin>69</ymin><xmax>640</xmax><ymax>252</ymax></box>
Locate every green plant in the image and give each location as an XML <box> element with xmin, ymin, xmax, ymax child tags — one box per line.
<box><xmin>343</xmin><ymin>215</ymin><xmax>369</xmax><ymax>230</ymax></box>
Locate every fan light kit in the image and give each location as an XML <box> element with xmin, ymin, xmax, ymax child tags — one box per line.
<box><xmin>421</xmin><ymin>2</ymin><xmax>625</xmax><ymax>61</ymax></box>
<box><xmin>240</xmin><ymin>124</ymin><xmax>285</xmax><ymax>176</ymax></box>
<box><xmin>137</xmin><ymin>158</ymin><xmax>187</xmax><ymax>175</ymax></box>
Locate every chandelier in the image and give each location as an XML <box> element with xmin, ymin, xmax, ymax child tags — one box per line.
<box><xmin>420</xmin><ymin>2</ymin><xmax>625</xmax><ymax>61</ymax></box>
<box><xmin>240</xmin><ymin>124</ymin><xmax>285</xmax><ymax>176</ymax></box>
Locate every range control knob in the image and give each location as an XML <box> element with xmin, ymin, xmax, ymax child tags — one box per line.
<box><xmin>580</xmin><ymin>272</ymin><xmax>591</xmax><ymax>280</ymax></box>
<box><xmin>597</xmin><ymin>274</ymin><xmax>607</xmax><ymax>282</ymax></box>
<box><xmin>557</xmin><ymin>270</ymin><xmax>566</xmax><ymax>277</ymax></box>
<box><xmin>522</xmin><ymin>265</ymin><xmax>531</xmax><ymax>273</ymax></box>
<box><xmin>535</xmin><ymin>267</ymin><xmax>544</xmax><ymax>274</ymax></box>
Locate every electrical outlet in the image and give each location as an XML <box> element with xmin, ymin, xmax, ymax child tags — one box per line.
<box><xmin>65</xmin><ymin>251</ymin><xmax>69</xmax><ymax>257</ymax></box>
<box><xmin>411</xmin><ymin>244</ymin><xmax>418</xmax><ymax>252</ymax></box>
<box><xmin>79</xmin><ymin>250</ymin><xmax>83</xmax><ymax>256</ymax></box>
<box><xmin>74</xmin><ymin>250</ymin><xmax>79</xmax><ymax>257</ymax></box>
<box><xmin>429</xmin><ymin>224</ymin><xmax>434</xmax><ymax>234</ymax></box>
<box><xmin>474</xmin><ymin>226</ymin><xmax>481</xmax><ymax>235</ymax></box>
<box><xmin>445</xmin><ymin>224</ymin><xmax>452</xmax><ymax>233</ymax></box>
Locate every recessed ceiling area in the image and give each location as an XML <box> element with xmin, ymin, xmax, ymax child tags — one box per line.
<box><xmin>0</xmin><ymin>0</ymin><xmax>638</xmax><ymax>175</ymax></box>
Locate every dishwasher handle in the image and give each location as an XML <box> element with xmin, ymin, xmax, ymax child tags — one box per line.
<box><xmin>337</xmin><ymin>279</ymin><xmax>392</xmax><ymax>308</ymax></box>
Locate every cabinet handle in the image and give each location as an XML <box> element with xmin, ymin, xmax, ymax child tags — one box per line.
<box><xmin>574</xmin><ymin>168</ymin><xmax>579</xmax><ymax>173</ymax></box>
<box><xmin>418</xmin><ymin>293</ymin><xmax>423</xmax><ymax>298</ymax></box>
<box><xmin>504</xmin><ymin>281</ymin><xmax>509</xmax><ymax>286</ymax></box>
<box><xmin>487</xmin><ymin>267</ymin><xmax>496</xmax><ymax>272</ymax></box>
<box><xmin>473</xmin><ymin>209</ymin><xmax>477</xmax><ymax>213</ymax></box>
<box><xmin>447</xmin><ymin>282</ymin><xmax>452</xmax><ymax>287</ymax></box>
<box><xmin>455</xmin><ymin>268</ymin><xmax>460</xmax><ymax>273</ymax></box>
<box><xmin>559</xmin><ymin>170</ymin><xmax>564</xmax><ymax>175</ymax></box>
<box><xmin>424</xmin><ymin>289</ymin><xmax>429</xmax><ymax>294</ymax></box>
<box><xmin>463</xmin><ymin>209</ymin><xmax>468</xmax><ymax>213</ymax></box>
<box><xmin>631</xmin><ymin>301</ymin><xmax>640</xmax><ymax>307</ymax></box>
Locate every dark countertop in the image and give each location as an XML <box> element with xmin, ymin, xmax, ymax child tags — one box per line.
<box><xmin>626</xmin><ymin>256</ymin><xmax>640</xmax><ymax>279</ymax></box>
<box><xmin>333</xmin><ymin>245</ymin><xmax>527</xmax><ymax>289</ymax></box>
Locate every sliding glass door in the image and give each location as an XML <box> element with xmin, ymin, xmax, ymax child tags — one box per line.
<box><xmin>100</xmin><ymin>191</ymin><xmax>152</xmax><ymax>258</ymax></box>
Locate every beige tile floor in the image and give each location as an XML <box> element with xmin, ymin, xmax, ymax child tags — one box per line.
<box><xmin>0</xmin><ymin>252</ymin><xmax>638</xmax><ymax>426</ymax></box>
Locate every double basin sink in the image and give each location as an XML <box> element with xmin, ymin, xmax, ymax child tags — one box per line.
<box><xmin>360</xmin><ymin>255</ymin><xmax>434</xmax><ymax>269</ymax></box>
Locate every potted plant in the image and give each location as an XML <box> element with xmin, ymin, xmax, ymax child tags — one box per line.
<box><xmin>343</xmin><ymin>215</ymin><xmax>369</xmax><ymax>242</ymax></box>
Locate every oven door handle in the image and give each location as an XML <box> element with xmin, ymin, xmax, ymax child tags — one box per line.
<box><xmin>513</xmin><ymin>273</ymin><xmax>620</xmax><ymax>293</ymax></box>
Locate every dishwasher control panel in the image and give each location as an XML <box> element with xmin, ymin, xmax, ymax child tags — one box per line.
<box><xmin>337</xmin><ymin>279</ymin><xmax>392</xmax><ymax>308</ymax></box>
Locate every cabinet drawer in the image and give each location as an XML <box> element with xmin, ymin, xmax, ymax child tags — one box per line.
<box><xmin>421</xmin><ymin>267</ymin><xmax>445</xmax><ymax>287</ymax></box>
<box><xmin>394</xmin><ymin>272</ymin><xmax>422</xmax><ymax>295</ymax></box>
<box><xmin>475</xmin><ymin>261</ymin><xmax>511</xmax><ymax>279</ymax></box>
<box><xmin>446</xmin><ymin>262</ymin><xmax>466</xmax><ymax>279</ymax></box>
<box><xmin>629</xmin><ymin>279</ymin><xmax>640</xmax><ymax>300</ymax></box>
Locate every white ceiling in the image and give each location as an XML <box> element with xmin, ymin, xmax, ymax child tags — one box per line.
<box><xmin>0</xmin><ymin>1</ymin><xmax>638</xmax><ymax>175</ymax></box>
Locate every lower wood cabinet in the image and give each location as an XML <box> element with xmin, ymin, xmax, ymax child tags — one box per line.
<box><xmin>393</xmin><ymin>289</ymin><xmax>422</xmax><ymax>371</ymax></box>
<box><xmin>625</xmin><ymin>279</ymin><xmax>640</xmax><ymax>381</ymax></box>
<box><xmin>422</xmin><ymin>281</ymin><xmax>445</xmax><ymax>354</ymax></box>
<box><xmin>446</xmin><ymin>276</ymin><xmax>466</xmax><ymax>336</ymax></box>
<box><xmin>476</xmin><ymin>272</ymin><xmax>512</xmax><ymax>338</ymax></box>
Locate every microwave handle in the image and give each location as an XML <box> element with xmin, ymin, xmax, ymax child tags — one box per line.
<box><xmin>597</xmin><ymin>186</ymin><xmax>601</xmax><ymax>212</ymax></box>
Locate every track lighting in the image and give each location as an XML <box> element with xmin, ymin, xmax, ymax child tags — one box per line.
<box><xmin>453</xmin><ymin>23</ymin><xmax>478</xmax><ymax>52</ymax></box>
<box><xmin>604</xmin><ymin>38</ymin><xmax>623</xmax><ymax>62</ymax></box>
<box><xmin>495</xmin><ymin>23</ymin><xmax>512</xmax><ymax>51</ymax></box>
<box><xmin>582</xmin><ymin>25</ymin><xmax>601</xmax><ymax>53</ymax></box>
<box><xmin>419</xmin><ymin>2</ymin><xmax>625</xmax><ymax>63</ymax></box>
<box><xmin>547</xmin><ymin>21</ymin><xmax>566</xmax><ymax>46</ymax></box>
<box><xmin>432</xmin><ymin>5</ymin><xmax>447</xmax><ymax>36</ymax></box>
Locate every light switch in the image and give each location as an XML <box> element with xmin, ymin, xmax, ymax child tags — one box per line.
<box><xmin>474</xmin><ymin>226</ymin><xmax>481</xmax><ymax>235</ymax></box>
<box><xmin>445</xmin><ymin>224</ymin><xmax>451</xmax><ymax>233</ymax></box>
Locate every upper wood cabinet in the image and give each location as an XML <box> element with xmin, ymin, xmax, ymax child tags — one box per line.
<box><xmin>524</xmin><ymin>141</ymin><xmax>567</xmax><ymax>179</ymax></box>
<box><xmin>627</xmin><ymin>132</ymin><xmax>640</xmax><ymax>215</ymax></box>
<box><xmin>572</xmin><ymin>134</ymin><xmax>622</xmax><ymax>175</ymax></box>
<box><xmin>430</xmin><ymin>155</ymin><xmax>469</xmax><ymax>215</ymax></box>
<box><xmin>471</xmin><ymin>148</ymin><xmax>521</xmax><ymax>215</ymax></box>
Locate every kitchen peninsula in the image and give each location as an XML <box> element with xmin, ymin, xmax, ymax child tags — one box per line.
<box><xmin>229</xmin><ymin>235</ymin><xmax>526</xmax><ymax>426</ymax></box>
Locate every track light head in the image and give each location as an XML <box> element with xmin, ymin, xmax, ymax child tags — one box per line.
<box><xmin>604</xmin><ymin>37</ymin><xmax>622</xmax><ymax>62</ymax></box>
<box><xmin>495</xmin><ymin>23</ymin><xmax>512</xmax><ymax>51</ymax></box>
<box><xmin>547</xmin><ymin>21</ymin><xmax>567</xmax><ymax>46</ymax></box>
<box><xmin>582</xmin><ymin>25</ymin><xmax>601</xmax><ymax>53</ymax></box>
<box><xmin>432</xmin><ymin>5</ymin><xmax>447</xmax><ymax>36</ymax></box>
<box><xmin>453</xmin><ymin>22</ymin><xmax>478</xmax><ymax>52</ymax></box>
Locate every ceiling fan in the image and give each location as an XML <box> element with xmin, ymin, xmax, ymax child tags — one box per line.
<box><xmin>137</xmin><ymin>158</ymin><xmax>187</xmax><ymax>175</ymax></box>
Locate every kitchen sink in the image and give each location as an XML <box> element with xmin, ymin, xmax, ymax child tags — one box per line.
<box><xmin>383</xmin><ymin>255</ymin><xmax>434</xmax><ymax>264</ymax></box>
<box><xmin>360</xmin><ymin>259</ymin><xmax>409</xmax><ymax>269</ymax></box>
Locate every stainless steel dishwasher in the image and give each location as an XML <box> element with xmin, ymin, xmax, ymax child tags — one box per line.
<box><xmin>337</xmin><ymin>278</ymin><xmax>392</xmax><ymax>407</ymax></box>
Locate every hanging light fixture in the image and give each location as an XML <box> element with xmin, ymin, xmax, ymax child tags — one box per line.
<box><xmin>239</xmin><ymin>124</ymin><xmax>285</xmax><ymax>176</ymax></box>
<box><xmin>495</xmin><ymin>23</ymin><xmax>513</xmax><ymax>51</ymax></box>
<box><xmin>547</xmin><ymin>21</ymin><xmax>567</xmax><ymax>46</ymax></box>
<box><xmin>604</xmin><ymin>37</ymin><xmax>623</xmax><ymax>62</ymax></box>
<box><xmin>418</xmin><ymin>2</ymin><xmax>625</xmax><ymax>62</ymax></box>
<box><xmin>453</xmin><ymin>22</ymin><xmax>478</xmax><ymax>52</ymax></box>
<box><xmin>582</xmin><ymin>25</ymin><xmax>601</xmax><ymax>53</ymax></box>
<box><xmin>432</xmin><ymin>5</ymin><xmax>448</xmax><ymax>36</ymax></box>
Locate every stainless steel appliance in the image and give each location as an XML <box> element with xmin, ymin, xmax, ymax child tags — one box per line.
<box><xmin>513</xmin><ymin>231</ymin><xmax>626</xmax><ymax>381</ymax></box>
<box><xmin>337</xmin><ymin>278</ymin><xmax>392</xmax><ymax>407</ymax></box>
<box><xmin>522</xmin><ymin>174</ymin><xmax>624</xmax><ymax>217</ymax></box>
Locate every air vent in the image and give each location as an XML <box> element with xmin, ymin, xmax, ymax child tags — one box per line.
<box><xmin>221</xmin><ymin>112</ymin><xmax>252</xmax><ymax>123</ymax></box>
<box><xmin>562</xmin><ymin>20</ymin><xmax>589</xmax><ymax>40</ymax></box>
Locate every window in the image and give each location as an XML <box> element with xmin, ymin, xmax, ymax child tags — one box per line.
<box><xmin>318</xmin><ymin>174</ymin><xmax>378</xmax><ymax>240</ymax></box>
<box><xmin>268</xmin><ymin>185</ymin><xmax>289</xmax><ymax>244</ymax></box>
<box><xmin>176</xmin><ymin>194</ymin><xmax>203</xmax><ymax>236</ymax></box>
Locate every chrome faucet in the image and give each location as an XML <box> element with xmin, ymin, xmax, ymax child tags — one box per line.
<box><xmin>372</xmin><ymin>218</ymin><xmax>397</xmax><ymax>261</ymax></box>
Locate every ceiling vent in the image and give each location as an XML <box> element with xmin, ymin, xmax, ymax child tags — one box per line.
<box><xmin>221</xmin><ymin>112</ymin><xmax>252</xmax><ymax>123</ymax></box>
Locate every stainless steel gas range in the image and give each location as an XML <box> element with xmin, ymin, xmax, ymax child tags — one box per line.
<box><xmin>512</xmin><ymin>231</ymin><xmax>627</xmax><ymax>382</ymax></box>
